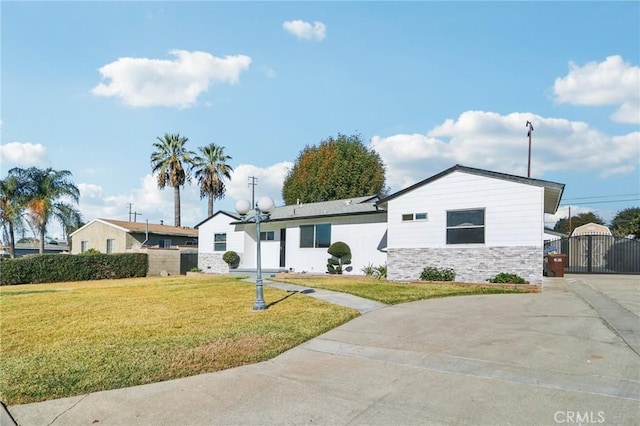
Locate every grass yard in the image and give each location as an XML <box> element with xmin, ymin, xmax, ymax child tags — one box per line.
<box><xmin>0</xmin><ymin>275</ymin><xmax>358</xmax><ymax>405</ymax></box>
<box><xmin>272</xmin><ymin>274</ymin><xmax>525</xmax><ymax>305</ymax></box>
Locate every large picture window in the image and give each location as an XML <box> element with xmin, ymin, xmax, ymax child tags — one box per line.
<box><xmin>446</xmin><ymin>209</ymin><xmax>485</xmax><ymax>244</ymax></box>
<box><xmin>300</xmin><ymin>224</ymin><xmax>331</xmax><ymax>248</ymax></box>
<box><xmin>214</xmin><ymin>233</ymin><xmax>227</xmax><ymax>251</ymax></box>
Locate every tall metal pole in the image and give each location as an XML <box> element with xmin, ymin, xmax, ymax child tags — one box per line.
<box><xmin>253</xmin><ymin>207</ymin><xmax>266</xmax><ymax>310</ymax></box>
<box><xmin>526</xmin><ymin>121</ymin><xmax>534</xmax><ymax>178</ymax></box>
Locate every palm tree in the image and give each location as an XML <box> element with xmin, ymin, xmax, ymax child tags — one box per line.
<box><xmin>192</xmin><ymin>143</ymin><xmax>234</xmax><ymax>217</ymax></box>
<box><xmin>0</xmin><ymin>171</ymin><xmax>28</xmax><ymax>257</ymax></box>
<box><xmin>11</xmin><ymin>167</ymin><xmax>82</xmax><ymax>254</ymax></box>
<box><xmin>150</xmin><ymin>133</ymin><xmax>196</xmax><ymax>227</ymax></box>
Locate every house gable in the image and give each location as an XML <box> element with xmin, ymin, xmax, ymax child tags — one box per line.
<box><xmin>378</xmin><ymin>164</ymin><xmax>564</xmax><ymax>214</ymax></box>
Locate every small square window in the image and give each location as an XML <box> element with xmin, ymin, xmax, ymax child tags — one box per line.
<box><xmin>260</xmin><ymin>231</ymin><xmax>275</xmax><ymax>241</ymax></box>
<box><xmin>415</xmin><ymin>213</ymin><xmax>428</xmax><ymax>220</ymax></box>
<box><xmin>402</xmin><ymin>214</ymin><xmax>413</xmax><ymax>221</ymax></box>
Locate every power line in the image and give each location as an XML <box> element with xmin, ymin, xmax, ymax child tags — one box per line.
<box><xmin>560</xmin><ymin>198</ymin><xmax>639</xmax><ymax>206</ymax></box>
<box><xmin>562</xmin><ymin>193</ymin><xmax>639</xmax><ymax>201</ymax></box>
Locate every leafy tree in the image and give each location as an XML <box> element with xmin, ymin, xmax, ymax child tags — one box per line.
<box><xmin>282</xmin><ymin>133</ymin><xmax>387</xmax><ymax>204</ymax></box>
<box><xmin>0</xmin><ymin>171</ymin><xmax>28</xmax><ymax>258</ymax></box>
<box><xmin>610</xmin><ymin>207</ymin><xmax>640</xmax><ymax>238</ymax></box>
<box><xmin>192</xmin><ymin>143</ymin><xmax>233</xmax><ymax>217</ymax></box>
<box><xmin>9</xmin><ymin>167</ymin><xmax>82</xmax><ymax>254</ymax></box>
<box><xmin>553</xmin><ymin>212</ymin><xmax>605</xmax><ymax>234</ymax></box>
<box><xmin>150</xmin><ymin>133</ymin><xmax>196</xmax><ymax>227</ymax></box>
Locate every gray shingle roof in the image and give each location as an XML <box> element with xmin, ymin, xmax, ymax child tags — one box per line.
<box><xmin>236</xmin><ymin>195</ymin><xmax>384</xmax><ymax>223</ymax></box>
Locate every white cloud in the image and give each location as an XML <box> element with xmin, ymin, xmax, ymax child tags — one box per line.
<box><xmin>283</xmin><ymin>20</ymin><xmax>326</xmax><ymax>41</ymax></box>
<box><xmin>370</xmin><ymin>111</ymin><xmax>640</xmax><ymax>191</ymax></box>
<box><xmin>91</xmin><ymin>50</ymin><xmax>252</xmax><ymax>108</ymax></box>
<box><xmin>552</xmin><ymin>55</ymin><xmax>640</xmax><ymax>124</ymax></box>
<box><xmin>0</xmin><ymin>142</ymin><xmax>48</xmax><ymax>167</ymax></box>
<box><xmin>226</xmin><ymin>162</ymin><xmax>294</xmax><ymax>207</ymax></box>
<box><xmin>77</xmin><ymin>175</ymin><xmax>205</xmax><ymax>228</ymax></box>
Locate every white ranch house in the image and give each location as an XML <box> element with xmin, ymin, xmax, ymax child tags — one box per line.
<box><xmin>196</xmin><ymin>164</ymin><xmax>564</xmax><ymax>284</ymax></box>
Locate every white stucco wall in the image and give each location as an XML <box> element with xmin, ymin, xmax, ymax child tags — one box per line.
<box><xmin>217</xmin><ymin>213</ymin><xmax>387</xmax><ymax>275</ymax></box>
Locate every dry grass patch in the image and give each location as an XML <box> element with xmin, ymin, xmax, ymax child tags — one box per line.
<box><xmin>0</xmin><ymin>275</ymin><xmax>358</xmax><ymax>405</ymax></box>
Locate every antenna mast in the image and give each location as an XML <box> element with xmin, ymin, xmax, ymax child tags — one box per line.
<box><xmin>248</xmin><ymin>176</ymin><xmax>258</xmax><ymax>207</ymax></box>
<box><xmin>127</xmin><ymin>203</ymin><xmax>142</xmax><ymax>222</ymax></box>
<box><xmin>526</xmin><ymin>121</ymin><xmax>534</xmax><ymax>178</ymax></box>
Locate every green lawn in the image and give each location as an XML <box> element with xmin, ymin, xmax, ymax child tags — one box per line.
<box><xmin>0</xmin><ymin>274</ymin><xmax>523</xmax><ymax>405</ymax></box>
<box><xmin>0</xmin><ymin>275</ymin><xmax>358</xmax><ymax>405</ymax></box>
<box><xmin>272</xmin><ymin>275</ymin><xmax>524</xmax><ymax>305</ymax></box>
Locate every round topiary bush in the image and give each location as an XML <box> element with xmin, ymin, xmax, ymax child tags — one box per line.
<box><xmin>222</xmin><ymin>251</ymin><xmax>240</xmax><ymax>269</ymax></box>
<box><xmin>327</xmin><ymin>241</ymin><xmax>351</xmax><ymax>274</ymax></box>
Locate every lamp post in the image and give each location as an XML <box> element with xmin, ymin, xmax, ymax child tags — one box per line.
<box><xmin>235</xmin><ymin>196</ymin><xmax>275</xmax><ymax>310</ymax></box>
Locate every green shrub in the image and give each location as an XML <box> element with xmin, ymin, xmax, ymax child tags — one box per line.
<box><xmin>189</xmin><ymin>267</ymin><xmax>201</xmax><ymax>272</ymax></box>
<box><xmin>327</xmin><ymin>241</ymin><xmax>351</xmax><ymax>274</ymax></box>
<box><xmin>79</xmin><ymin>248</ymin><xmax>101</xmax><ymax>255</ymax></box>
<box><xmin>361</xmin><ymin>263</ymin><xmax>387</xmax><ymax>279</ymax></box>
<box><xmin>486</xmin><ymin>273</ymin><xmax>527</xmax><ymax>284</ymax></box>
<box><xmin>222</xmin><ymin>251</ymin><xmax>240</xmax><ymax>268</ymax></box>
<box><xmin>361</xmin><ymin>263</ymin><xmax>375</xmax><ymax>276</ymax></box>
<box><xmin>374</xmin><ymin>263</ymin><xmax>387</xmax><ymax>279</ymax></box>
<box><xmin>419</xmin><ymin>266</ymin><xmax>456</xmax><ymax>282</ymax></box>
<box><xmin>0</xmin><ymin>253</ymin><xmax>148</xmax><ymax>285</ymax></box>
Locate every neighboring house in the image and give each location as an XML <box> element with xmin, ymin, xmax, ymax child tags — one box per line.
<box><xmin>69</xmin><ymin>219</ymin><xmax>198</xmax><ymax>254</ymax></box>
<box><xmin>195</xmin><ymin>196</ymin><xmax>388</xmax><ymax>275</ymax></box>
<box><xmin>196</xmin><ymin>164</ymin><xmax>564</xmax><ymax>284</ymax></box>
<box><xmin>0</xmin><ymin>241</ymin><xmax>70</xmax><ymax>257</ymax></box>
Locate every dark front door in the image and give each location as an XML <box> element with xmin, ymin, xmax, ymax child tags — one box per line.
<box><xmin>279</xmin><ymin>228</ymin><xmax>286</xmax><ymax>268</ymax></box>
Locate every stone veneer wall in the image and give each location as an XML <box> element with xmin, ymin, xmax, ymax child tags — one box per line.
<box><xmin>198</xmin><ymin>252</ymin><xmax>232</xmax><ymax>274</ymax></box>
<box><xmin>387</xmin><ymin>246</ymin><xmax>543</xmax><ymax>285</ymax></box>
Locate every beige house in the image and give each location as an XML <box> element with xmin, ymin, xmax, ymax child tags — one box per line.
<box><xmin>70</xmin><ymin>219</ymin><xmax>198</xmax><ymax>254</ymax></box>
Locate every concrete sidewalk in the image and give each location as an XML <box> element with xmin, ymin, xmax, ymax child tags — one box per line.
<box><xmin>8</xmin><ymin>275</ymin><xmax>640</xmax><ymax>425</ymax></box>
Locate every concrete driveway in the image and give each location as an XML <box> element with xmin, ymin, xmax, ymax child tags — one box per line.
<box><xmin>8</xmin><ymin>275</ymin><xmax>640</xmax><ymax>425</ymax></box>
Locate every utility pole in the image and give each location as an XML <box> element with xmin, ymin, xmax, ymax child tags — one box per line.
<box><xmin>248</xmin><ymin>176</ymin><xmax>258</xmax><ymax>207</ymax></box>
<box><xmin>526</xmin><ymin>121</ymin><xmax>534</xmax><ymax>178</ymax></box>
<box><xmin>127</xmin><ymin>203</ymin><xmax>142</xmax><ymax>222</ymax></box>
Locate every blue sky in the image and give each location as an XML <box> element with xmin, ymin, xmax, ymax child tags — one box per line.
<box><xmin>1</xmin><ymin>1</ymin><xmax>639</xmax><ymax>239</ymax></box>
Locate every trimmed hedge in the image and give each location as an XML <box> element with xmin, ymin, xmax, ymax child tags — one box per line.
<box><xmin>0</xmin><ymin>253</ymin><xmax>148</xmax><ymax>285</ymax></box>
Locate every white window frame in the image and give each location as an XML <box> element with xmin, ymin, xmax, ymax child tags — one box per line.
<box><xmin>446</xmin><ymin>208</ymin><xmax>485</xmax><ymax>244</ymax></box>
